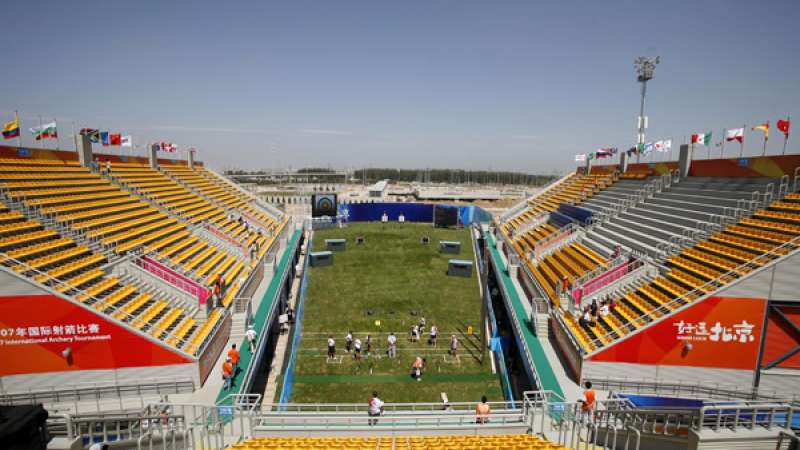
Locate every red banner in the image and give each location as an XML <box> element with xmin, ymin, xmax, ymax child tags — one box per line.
<box><xmin>139</xmin><ymin>256</ymin><xmax>207</xmax><ymax>304</ymax></box>
<box><xmin>589</xmin><ymin>296</ymin><xmax>766</xmax><ymax>370</ymax></box>
<box><xmin>0</xmin><ymin>295</ymin><xmax>192</xmax><ymax>376</ymax></box>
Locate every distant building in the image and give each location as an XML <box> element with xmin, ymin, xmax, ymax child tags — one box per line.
<box><xmin>369</xmin><ymin>179</ymin><xmax>389</xmax><ymax>198</ymax></box>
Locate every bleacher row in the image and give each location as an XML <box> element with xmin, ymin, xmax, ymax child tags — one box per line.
<box><xmin>501</xmin><ymin>169</ymin><xmax>800</xmax><ymax>354</ymax></box>
<box><xmin>501</xmin><ymin>174</ymin><xmax>616</xmax><ymax>307</ymax></box>
<box><xmin>502</xmin><ymin>173</ymin><xmax>614</xmax><ymax>234</ymax></box>
<box><xmin>231</xmin><ymin>434</ymin><xmax>567</xmax><ymax>450</ymax></box>
<box><xmin>563</xmin><ymin>192</ymin><xmax>800</xmax><ymax>352</ymax></box>
<box><xmin>0</xmin><ymin>157</ymin><xmax>285</xmax><ymax>356</ymax></box>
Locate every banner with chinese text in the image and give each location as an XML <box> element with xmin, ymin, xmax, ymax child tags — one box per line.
<box><xmin>0</xmin><ymin>294</ymin><xmax>192</xmax><ymax>376</ymax></box>
<box><xmin>588</xmin><ymin>296</ymin><xmax>766</xmax><ymax>370</ymax></box>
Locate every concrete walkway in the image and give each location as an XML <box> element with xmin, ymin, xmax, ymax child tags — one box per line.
<box><xmin>485</xmin><ymin>231</ymin><xmax>580</xmax><ymax>400</ymax></box>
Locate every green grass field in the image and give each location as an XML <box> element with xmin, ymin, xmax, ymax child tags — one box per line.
<box><xmin>288</xmin><ymin>222</ymin><xmax>502</xmax><ymax>404</ymax></box>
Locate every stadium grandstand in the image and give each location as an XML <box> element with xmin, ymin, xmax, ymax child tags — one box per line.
<box><xmin>3</xmin><ymin>3</ymin><xmax>800</xmax><ymax>450</ymax></box>
<box><xmin>3</xmin><ymin>136</ymin><xmax>800</xmax><ymax>449</ymax></box>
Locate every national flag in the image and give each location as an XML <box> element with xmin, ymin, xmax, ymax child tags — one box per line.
<box><xmin>575</xmin><ymin>154</ymin><xmax>586</xmax><ymax>162</ymax></box>
<box><xmin>777</xmin><ymin>119</ymin><xmax>791</xmax><ymax>138</ymax></box>
<box><xmin>639</xmin><ymin>142</ymin><xmax>655</xmax><ymax>154</ymax></box>
<box><xmin>100</xmin><ymin>131</ymin><xmax>110</xmax><ymax>146</ymax></box>
<box><xmin>109</xmin><ymin>133</ymin><xmax>121</xmax><ymax>146</ymax></box>
<box><xmin>626</xmin><ymin>147</ymin><xmax>637</xmax><ymax>157</ymax></box>
<box><xmin>654</xmin><ymin>141</ymin><xmax>664</xmax><ymax>152</ymax></box>
<box><xmin>80</xmin><ymin>128</ymin><xmax>101</xmax><ymax>143</ymax></box>
<box><xmin>159</xmin><ymin>142</ymin><xmax>176</xmax><ymax>152</ymax></box>
<box><xmin>30</xmin><ymin>121</ymin><xmax>58</xmax><ymax>140</ymax></box>
<box><xmin>121</xmin><ymin>135</ymin><xmax>132</xmax><ymax>147</ymax></box>
<box><xmin>752</xmin><ymin>122</ymin><xmax>769</xmax><ymax>140</ymax></box>
<box><xmin>2</xmin><ymin>117</ymin><xmax>20</xmax><ymax>140</ymax></box>
<box><xmin>725</xmin><ymin>128</ymin><xmax>744</xmax><ymax>143</ymax></box>
<box><xmin>691</xmin><ymin>132</ymin><xmax>711</xmax><ymax>146</ymax></box>
<box><xmin>594</xmin><ymin>148</ymin><xmax>614</xmax><ymax>158</ymax></box>
<box><xmin>654</xmin><ymin>140</ymin><xmax>671</xmax><ymax>152</ymax></box>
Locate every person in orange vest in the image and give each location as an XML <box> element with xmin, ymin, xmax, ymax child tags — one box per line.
<box><xmin>228</xmin><ymin>344</ymin><xmax>240</xmax><ymax>375</ymax></box>
<box><xmin>578</xmin><ymin>381</ymin><xmax>595</xmax><ymax>441</ymax></box>
<box><xmin>222</xmin><ymin>357</ymin><xmax>233</xmax><ymax>391</ymax></box>
<box><xmin>476</xmin><ymin>395</ymin><xmax>491</xmax><ymax>424</ymax></box>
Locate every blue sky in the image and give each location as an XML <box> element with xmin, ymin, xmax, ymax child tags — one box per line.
<box><xmin>0</xmin><ymin>0</ymin><xmax>797</xmax><ymax>173</ymax></box>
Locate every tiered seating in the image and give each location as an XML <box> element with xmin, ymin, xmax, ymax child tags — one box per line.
<box><xmin>0</xmin><ymin>159</ymin><xmax>185</xmax><ymax>255</ymax></box>
<box><xmin>231</xmin><ymin>434</ymin><xmax>567</xmax><ymax>450</ymax></box>
<box><xmin>0</xmin><ymin>158</ymin><xmax>237</xmax><ymax>355</ymax></box>
<box><xmin>563</xmin><ymin>194</ymin><xmax>800</xmax><ymax>353</ymax></box>
<box><xmin>503</xmin><ymin>173</ymin><xmax>614</xmax><ymax>237</ymax></box>
<box><xmin>529</xmin><ymin>242</ymin><xmax>607</xmax><ymax>306</ymax></box>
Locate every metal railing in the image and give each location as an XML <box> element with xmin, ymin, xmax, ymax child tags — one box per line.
<box><xmin>486</xmin><ymin>232</ymin><xmax>546</xmax><ymax>394</ymax></box>
<box><xmin>586</xmin><ymin>376</ymin><xmax>800</xmax><ymax>405</ymax></box>
<box><xmin>0</xmin><ymin>252</ymin><xmax>195</xmax><ymax>352</ymax></box>
<box><xmin>584</xmin><ymin>232</ymin><xmax>800</xmax><ymax>352</ymax></box>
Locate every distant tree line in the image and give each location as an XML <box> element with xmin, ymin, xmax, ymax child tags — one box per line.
<box><xmin>224</xmin><ymin>167</ymin><xmax>558</xmax><ymax>186</ymax></box>
<box><xmin>355</xmin><ymin>168</ymin><xmax>558</xmax><ymax>186</ymax></box>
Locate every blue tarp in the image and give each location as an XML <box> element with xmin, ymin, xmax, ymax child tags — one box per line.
<box><xmin>338</xmin><ymin>202</ymin><xmax>492</xmax><ymax>225</ymax></box>
<box><xmin>557</xmin><ymin>203</ymin><xmax>594</xmax><ymax>225</ymax></box>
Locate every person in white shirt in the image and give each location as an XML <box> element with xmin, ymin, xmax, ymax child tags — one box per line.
<box><xmin>599</xmin><ymin>302</ymin><xmax>610</xmax><ymax>317</ymax></box>
<box><xmin>387</xmin><ymin>333</ymin><xmax>397</xmax><ymax>358</ymax></box>
<box><xmin>411</xmin><ymin>325</ymin><xmax>419</xmax><ymax>342</ymax></box>
<box><xmin>367</xmin><ymin>391</ymin><xmax>384</xmax><ymax>425</ymax></box>
<box><xmin>418</xmin><ymin>316</ymin><xmax>426</xmax><ymax>334</ymax></box>
<box><xmin>245</xmin><ymin>326</ymin><xmax>257</xmax><ymax>353</ymax></box>
<box><xmin>327</xmin><ymin>335</ymin><xmax>336</xmax><ymax>359</ymax></box>
<box><xmin>354</xmin><ymin>338</ymin><xmax>362</xmax><ymax>360</ymax></box>
<box><xmin>450</xmin><ymin>335</ymin><xmax>458</xmax><ymax>356</ymax></box>
<box><xmin>429</xmin><ymin>325</ymin><xmax>438</xmax><ymax>346</ymax></box>
<box><xmin>345</xmin><ymin>331</ymin><xmax>353</xmax><ymax>352</ymax></box>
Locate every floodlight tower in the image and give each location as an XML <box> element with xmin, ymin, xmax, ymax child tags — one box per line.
<box><xmin>634</xmin><ymin>56</ymin><xmax>659</xmax><ymax>163</ymax></box>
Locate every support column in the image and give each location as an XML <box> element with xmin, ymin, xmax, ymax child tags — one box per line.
<box><xmin>619</xmin><ymin>152</ymin><xmax>629</xmax><ymax>173</ymax></box>
<box><xmin>584</xmin><ymin>158</ymin><xmax>592</xmax><ymax>174</ymax></box>
<box><xmin>678</xmin><ymin>144</ymin><xmax>692</xmax><ymax>178</ymax></box>
<box><xmin>187</xmin><ymin>149</ymin><xmax>195</xmax><ymax>169</ymax></box>
<box><xmin>75</xmin><ymin>133</ymin><xmax>93</xmax><ymax>168</ymax></box>
<box><xmin>148</xmin><ymin>144</ymin><xmax>159</xmax><ymax>170</ymax></box>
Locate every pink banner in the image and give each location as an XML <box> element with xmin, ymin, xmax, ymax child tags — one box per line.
<box><xmin>572</xmin><ymin>261</ymin><xmax>630</xmax><ymax>306</ymax></box>
<box><xmin>138</xmin><ymin>256</ymin><xmax>208</xmax><ymax>304</ymax></box>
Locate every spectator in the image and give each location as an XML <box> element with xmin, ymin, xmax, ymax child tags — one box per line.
<box><xmin>387</xmin><ymin>333</ymin><xmax>397</xmax><ymax>358</ymax></box>
<box><xmin>105</xmin><ymin>160</ymin><xmax>111</xmax><ymax>174</ymax></box>
<box><xmin>367</xmin><ymin>391</ymin><xmax>384</xmax><ymax>426</ymax></box>
<box><xmin>222</xmin><ymin>357</ymin><xmax>233</xmax><ymax>390</ymax></box>
<box><xmin>228</xmin><ymin>344</ymin><xmax>240</xmax><ymax>375</ymax></box>
<box><xmin>590</xmin><ymin>298</ymin><xmax>598</xmax><ymax>317</ymax></box>
<box><xmin>429</xmin><ymin>324</ymin><xmax>438</xmax><ymax>346</ymax></box>
<box><xmin>354</xmin><ymin>338</ymin><xmax>362</xmax><ymax>360</ymax></box>
<box><xmin>554</xmin><ymin>279</ymin><xmax>562</xmax><ymax>298</ymax></box>
<box><xmin>345</xmin><ymin>331</ymin><xmax>353</xmax><ymax>352</ymax></box>
<box><xmin>246</xmin><ymin>326</ymin><xmax>257</xmax><ymax>353</ymax></box>
<box><xmin>286</xmin><ymin>306</ymin><xmax>294</xmax><ymax>324</ymax></box>
<box><xmin>89</xmin><ymin>444</ymin><xmax>110</xmax><ymax>450</ymax></box>
<box><xmin>476</xmin><ymin>396</ymin><xmax>491</xmax><ymax>424</ymax></box>
<box><xmin>327</xmin><ymin>335</ymin><xmax>336</xmax><ymax>360</ymax></box>
<box><xmin>418</xmin><ymin>316</ymin><xmax>426</xmax><ymax>334</ymax></box>
<box><xmin>562</xmin><ymin>275</ymin><xmax>570</xmax><ymax>295</ymax></box>
<box><xmin>599</xmin><ymin>301</ymin><xmax>610</xmax><ymax>317</ymax></box>
<box><xmin>582</xmin><ymin>307</ymin><xmax>594</xmax><ymax>328</ymax></box>
<box><xmin>450</xmin><ymin>335</ymin><xmax>458</xmax><ymax>356</ymax></box>
<box><xmin>578</xmin><ymin>381</ymin><xmax>596</xmax><ymax>434</ymax></box>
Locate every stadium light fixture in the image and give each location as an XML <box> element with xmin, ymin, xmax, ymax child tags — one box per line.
<box><xmin>634</xmin><ymin>56</ymin><xmax>660</xmax><ymax>163</ymax></box>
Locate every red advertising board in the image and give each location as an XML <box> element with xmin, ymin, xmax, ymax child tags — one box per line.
<box><xmin>0</xmin><ymin>294</ymin><xmax>192</xmax><ymax>377</ymax></box>
<box><xmin>589</xmin><ymin>296</ymin><xmax>766</xmax><ymax>370</ymax></box>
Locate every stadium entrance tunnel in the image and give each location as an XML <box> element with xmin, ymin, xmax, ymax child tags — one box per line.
<box><xmin>486</xmin><ymin>258</ymin><xmax>534</xmax><ymax>398</ymax></box>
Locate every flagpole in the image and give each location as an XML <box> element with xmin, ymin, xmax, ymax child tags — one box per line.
<box><xmin>14</xmin><ymin>111</ymin><xmax>21</xmax><ymax>148</ymax></box>
<box><xmin>762</xmin><ymin>121</ymin><xmax>769</xmax><ymax>156</ymax></box>
<box><xmin>721</xmin><ymin>129</ymin><xmax>726</xmax><ymax>158</ymax></box>
<box><xmin>740</xmin><ymin>124</ymin><xmax>745</xmax><ymax>157</ymax></box>
<box><xmin>783</xmin><ymin>115</ymin><xmax>790</xmax><ymax>155</ymax></box>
